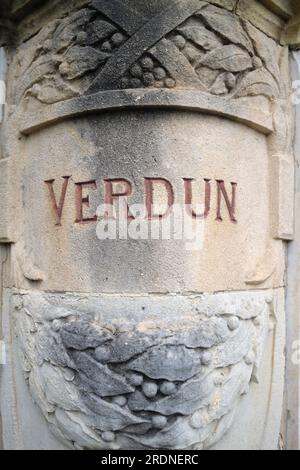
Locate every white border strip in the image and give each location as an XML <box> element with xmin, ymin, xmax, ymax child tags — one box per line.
<box><xmin>285</xmin><ymin>51</ymin><xmax>300</xmax><ymax>450</ymax></box>
<box><xmin>0</xmin><ymin>48</ymin><xmax>7</xmax><ymax>123</ymax></box>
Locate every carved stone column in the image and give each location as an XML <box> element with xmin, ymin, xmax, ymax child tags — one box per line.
<box><xmin>0</xmin><ymin>0</ymin><xmax>296</xmax><ymax>450</ymax></box>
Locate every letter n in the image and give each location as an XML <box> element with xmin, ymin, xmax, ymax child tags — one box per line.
<box><xmin>216</xmin><ymin>180</ymin><xmax>237</xmax><ymax>223</ymax></box>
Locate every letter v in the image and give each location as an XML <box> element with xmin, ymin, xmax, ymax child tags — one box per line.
<box><xmin>44</xmin><ymin>176</ymin><xmax>71</xmax><ymax>226</ymax></box>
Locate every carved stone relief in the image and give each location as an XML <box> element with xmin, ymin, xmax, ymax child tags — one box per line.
<box><xmin>14</xmin><ymin>290</ymin><xmax>274</xmax><ymax>450</ymax></box>
<box><xmin>9</xmin><ymin>1</ymin><xmax>284</xmax><ymax>107</ymax></box>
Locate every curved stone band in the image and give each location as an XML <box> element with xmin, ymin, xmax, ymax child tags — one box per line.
<box><xmin>20</xmin><ymin>89</ymin><xmax>273</xmax><ymax>136</ymax></box>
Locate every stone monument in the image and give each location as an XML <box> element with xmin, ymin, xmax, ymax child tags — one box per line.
<box><xmin>0</xmin><ymin>0</ymin><xmax>299</xmax><ymax>450</ymax></box>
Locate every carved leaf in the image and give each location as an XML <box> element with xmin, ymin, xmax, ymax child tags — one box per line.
<box><xmin>60</xmin><ymin>46</ymin><xmax>109</xmax><ymax>80</ymax></box>
<box><xmin>196</xmin><ymin>66</ymin><xmax>219</xmax><ymax>88</ymax></box>
<box><xmin>28</xmin><ymin>76</ymin><xmax>80</xmax><ymax>105</ymax></box>
<box><xmin>14</xmin><ymin>240</ymin><xmax>46</xmax><ymax>282</ymax></box>
<box><xmin>81</xmin><ymin>393</ymin><xmax>149</xmax><ymax>432</ymax></box>
<box><xmin>71</xmin><ymin>351</ymin><xmax>134</xmax><ymax>396</ymax></box>
<box><xmin>54</xmin><ymin>409</ymin><xmax>103</xmax><ymax>449</ymax></box>
<box><xmin>244</xmin><ymin>22</ymin><xmax>281</xmax><ymax>87</ymax></box>
<box><xmin>36</xmin><ymin>326</ymin><xmax>76</xmax><ymax>369</ymax></box>
<box><xmin>41</xmin><ymin>363</ymin><xmax>83</xmax><ymax>412</ymax></box>
<box><xmin>198</xmin><ymin>5</ymin><xmax>254</xmax><ymax>54</ymax></box>
<box><xmin>53</xmin><ymin>9</ymin><xmax>95</xmax><ymax>52</ymax></box>
<box><xmin>84</xmin><ymin>20</ymin><xmax>118</xmax><ymax>45</ymax></box>
<box><xmin>201</xmin><ymin>45</ymin><xmax>252</xmax><ymax>72</ymax></box>
<box><xmin>128</xmin><ymin>374</ymin><xmax>215</xmax><ymax>416</ymax></box>
<box><xmin>61</xmin><ymin>321</ymin><xmax>113</xmax><ymax>350</ymax></box>
<box><xmin>234</xmin><ymin>69</ymin><xmax>279</xmax><ymax>99</ymax></box>
<box><xmin>177</xmin><ymin>24</ymin><xmax>222</xmax><ymax>50</ymax></box>
<box><xmin>126</xmin><ymin>344</ymin><xmax>202</xmax><ymax>381</ymax></box>
<box><xmin>209</xmin><ymin>72</ymin><xmax>229</xmax><ymax>95</ymax></box>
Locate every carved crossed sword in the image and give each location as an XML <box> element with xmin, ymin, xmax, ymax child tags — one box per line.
<box><xmin>88</xmin><ymin>0</ymin><xmax>206</xmax><ymax>92</ymax></box>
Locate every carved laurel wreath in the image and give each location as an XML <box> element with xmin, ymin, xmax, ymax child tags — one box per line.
<box><xmin>14</xmin><ymin>291</ymin><xmax>271</xmax><ymax>450</ymax></box>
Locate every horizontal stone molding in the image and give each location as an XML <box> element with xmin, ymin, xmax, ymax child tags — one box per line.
<box><xmin>20</xmin><ymin>89</ymin><xmax>274</xmax><ymax>136</ymax></box>
<box><xmin>5</xmin><ymin>1</ymin><xmax>300</xmax><ymax>47</ymax></box>
<box><xmin>261</xmin><ymin>0</ymin><xmax>296</xmax><ymax>20</ymax></box>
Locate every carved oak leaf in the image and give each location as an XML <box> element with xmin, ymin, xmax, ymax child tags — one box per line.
<box><xmin>201</xmin><ymin>45</ymin><xmax>252</xmax><ymax>73</ymax></box>
<box><xmin>36</xmin><ymin>326</ymin><xmax>76</xmax><ymax>369</ymax></box>
<box><xmin>41</xmin><ymin>363</ymin><xmax>83</xmax><ymax>412</ymax></box>
<box><xmin>13</xmin><ymin>241</ymin><xmax>46</xmax><ymax>282</ymax></box>
<box><xmin>204</xmin><ymin>71</ymin><xmax>236</xmax><ymax>96</ymax></box>
<box><xmin>196</xmin><ymin>66</ymin><xmax>219</xmax><ymax>88</ymax></box>
<box><xmin>80</xmin><ymin>393</ymin><xmax>149</xmax><ymax>432</ymax></box>
<box><xmin>53</xmin><ymin>409</ymin><xmax>103</xmax><ymax>450</ymax></box>
<box><xmin>177</xmin><ymin>24</ymin><xmax>222</xmax><ymax>50</ymax></box>
<box><xmin>71</xmin><ymin>351</ymin><xmax>134</xmax><ymax>397</ymax></box>
<box><xmin>28</xmin><ymin>76</ymin><xmax>80</xmax><ymax>105</ymax></box>
<box><xmin>83</xmin><ymin>20</ymin><xmax>118</xmax><ymax>46</ymax></box>
<box><xmin>52</xmin><ymin>9</ymin><xmax>95</xmax><ymax>52</ymax></box>
<box><xmin>198</xmin><ymin>5</ymin><xmax>254</xmax><ymax>54</ymax></box>
<box><xmin>234</xmin><ymin>69</ymin><xmax>279</xmax><ymax>100</ymax></box>
<box><xmin>126</xmin><ymin>344</ymin><xmax>203</xmax><ymax>382</ymax></box>
<box><xmin>61</xmin><ymin>320</ymin><xmax>114</xmax><ymax>351</ymax></box>
<box><xmin>59</xmin><ymin>46</ymin><xmax>109</xmax><ymax>80</ymax></box>
<box><xmin>127</xmin><ymin>373</ymin><xmax>215</xmax><ymax>415</ymax></box>
<box><xmin>14</xmin><ymin>19</ymin><xmax>60</xmax><ymax>76</ymax></box>
<box><xmin>209</xmin><ymin>72</ymin><xmax>229</xmax><ymax>95</ymax></box>
<box><xmin>244</xmin><ymin>22</ymin><xmax>281</xmax><ymax>88</ymax></box>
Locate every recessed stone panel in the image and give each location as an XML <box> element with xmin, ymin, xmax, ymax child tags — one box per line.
<box><xmin>12</xmin><ymin>110</ymin><xmax>283</xmax><ymax>293</ymax></box>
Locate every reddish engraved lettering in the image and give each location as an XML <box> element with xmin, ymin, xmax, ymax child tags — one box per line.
<box><xmin>44</xmin><ymin>176</ymin><xmax>70</xmax><ymax>226</ymax></box>
<box><xmin>183</xmin><ymin>178</ymin><xmax>211</xmax><ymax>219</ymax></box>
<box><xmin>144</xmin><ymin>178</ymin><xmax>175</xmax><ymax>220</ymax></box>
<box><xmin>44</xmin><ymin>176</ymin><xmax>238</xmax><ymax>226</ymax></box>
<box><xmin>75</xmin><ymin>180</ymin><xmax>97</xmax><ymax>224</ymax></box>
<box><xmin>104</xmin><ymin>178</ymin><xmax>134</xmax><ymax>220</ymax></box>
<box><xmin>216</xmin><ymin>180</ymin><xmax>237</xmax><ymax>223</ymax></box>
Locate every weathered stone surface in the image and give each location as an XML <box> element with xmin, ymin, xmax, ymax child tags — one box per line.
<box><xmin>236</xmin><ymin>1</ymin><xmax>286</xmax><ymax>41</ymax></box>
<box><xmin>0</xmin><ymin>159</ymin><xmax>12</xmax><ymax>243</ymax></box>
<box><xmin>261</xmin><ymin>0</ymin><xmax>295</xmax><ymax>20</ymax></box>
<box><xmin>0</xmin><ymin>0</ymin><xmax>296</xmax><ymax>452</ymax></box>
<box><xmin>283</xmin><ymin>5</ymin><xmax>300</xmax><ymax>47</ymax></box>
<box><xmin>19</xmin><ymin>89</ymin><xmax>275</xmax><ymax>135</ymax></box>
